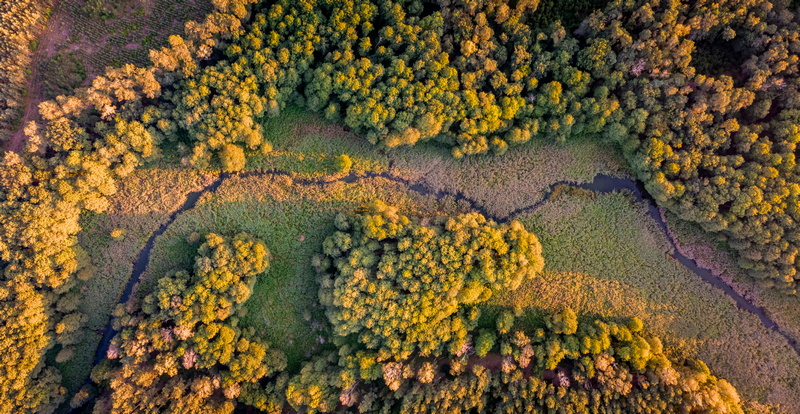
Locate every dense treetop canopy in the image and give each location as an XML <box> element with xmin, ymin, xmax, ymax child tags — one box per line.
<box><xmin>93</xmin><ymin>232</ymin><xmax>286</xmax><ymax>414</ymax></box>
<box><xmin>316</xmin><ymin>200</ymin><xmax>545</xmax><ymax>360</ymax></box>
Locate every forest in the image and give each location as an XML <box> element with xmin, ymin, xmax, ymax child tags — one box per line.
<box><xmin>1</xmin><ymin>0</ymin><xmax>800</xmax><ymax>412</ymax></box>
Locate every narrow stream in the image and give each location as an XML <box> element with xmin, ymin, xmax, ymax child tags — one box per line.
<box><xmin>91</xmin><ymin>174</ymin><xmax>229</xmax><ymax>365</ymax></box>
<box><xmin>90</xmin><ymin>168</ymin><xmax>800</xmax><ymax>375</ymax></box>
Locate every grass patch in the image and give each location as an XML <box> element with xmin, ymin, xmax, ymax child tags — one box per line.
<box><xmin>245</xmin><ymin>107</ymin><xmax>391</xmax><ymax>178</ymax></box>
<box><xmin>135</xmin><ymin>174</ymin><xmax>469</xmax><ymax>370</ymax></box>
<box><xmin>486</xmin><ymin>191</ymin><xmax>800</xmax><ymax>410</ymax></box>
<box><xmin>390</xmin><ymin>135</ymin><xmax>625</xmax><ymax>218</ymax></box>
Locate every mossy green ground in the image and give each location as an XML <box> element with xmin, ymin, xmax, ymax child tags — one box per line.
<box><xmin>245</xmin><ymin>106</ymin><xmax>391</xmax><ymax>178</ymax></box>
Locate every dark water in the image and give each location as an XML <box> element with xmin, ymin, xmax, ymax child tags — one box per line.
<box><xmin>80</xmin><ymin>169</ymin><xmax>798</xmax><ymax>412</ymax></box>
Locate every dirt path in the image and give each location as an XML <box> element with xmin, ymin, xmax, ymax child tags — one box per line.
<box><xmin>6</xmin><ymin>0</ymin><xmax>67</xmax><ymax>153</ymax></box>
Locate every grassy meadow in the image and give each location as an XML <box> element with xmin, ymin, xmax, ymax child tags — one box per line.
<box><xmin>66</xmin><ymin>108</ymin><xmax>800</xmax><ymax>413</ymax></box>
<box><xmin>244</xmin><ymin>106</ymin><xmax>391</xmax><ymax>178</ymax></box>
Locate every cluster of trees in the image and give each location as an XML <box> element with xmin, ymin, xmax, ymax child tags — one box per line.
<box><xmin>0</xmin><ymin>1</ymin><xmax>257</xmax><ymax>411</ymax></box>
<box><xmin>240</xmin><ymin>309</ymin><xmax>743</xmax><ymax>414</ymax></box>
<box><xmin>0</xmin><ymin>0</ymin><xmax>51</xmax><ymax>141</ymax></box>
<box><xmin>350</xmin><ymin>309</ymin><xmax>743</xmax><ymax>414</ymax></box>
<box><xmin>183</xmin><ymin>0</ymin><xmax>624</xmax><ymax>157</ymax></box>
<box><xmin>315</xmin><ymin>200</ymin><xmax>545</xmax><ymax>360</ymax></box>
<box><xmin>0</xmin><ymin>61</ymin><xmax>162</xmax><ymax>412</ymax></box>
<box><xmin>131</xmin><ymin>0</ymin><xmax>625</xmax><ymax>168</ymax></box>
<box><xmin>88</xmin><ymin>233</ymin><xmax>286</xmax><ymax>413</ymax></box>
<box><xmin>573</xmin><ymin>0</ymin><xmax>800</xmax><ymax>292</ymax></box>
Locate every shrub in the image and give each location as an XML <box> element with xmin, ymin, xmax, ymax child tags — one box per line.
<box><xmin>334</xmin><ymin>154</ymin><xmax>353</xmax><ymax>173</ymax></box>
<box><xmin>220</xmin><ymin>143</ymin><xmax>247</xmax><ymax>172</ymax></box>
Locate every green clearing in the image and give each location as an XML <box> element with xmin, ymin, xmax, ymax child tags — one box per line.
<box><xmin>247</xmin><ymin>106</ymin><xmax>626</xmax><ymax>216</ymax></box>
<box><xmin>245</xmin><ymin>106</ymin><xmax>391</xmax><ymax>178</ymax></box>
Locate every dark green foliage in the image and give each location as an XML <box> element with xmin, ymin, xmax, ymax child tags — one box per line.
<box><xmin>153</xmin><ymin>0</ymin><xmax>621</xmax><ymax>159</ymax></box>
<box><xmin>527</xmin><ymin>0</ymin><xmax>609</xmax><ymax>31</ymax></box>
<box><xmin>474</xmin><ymin>330</ymin><xmax>496</xmax><ymax>357</ymax></box>
<box><xmin>316</xmin><ymin>200</ymin><xmax>545</xmax><ymax>360</ymax></box>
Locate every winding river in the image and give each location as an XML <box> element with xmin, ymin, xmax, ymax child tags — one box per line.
<box><xmin>91</xmin><ymin>167</ymin><xmax>800</xmax><ymax>372</ymax></box>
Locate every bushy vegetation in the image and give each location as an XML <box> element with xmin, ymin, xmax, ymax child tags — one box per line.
<box><xmin>253</xmin><ymin>204</ymin><xmax>742</xmax><ymax>413</ymax></box>
<box><xmin>585</xmin><ymin>0</ymin><xmax>800</xmax><ymax>294</ymax></box>
<box><xmin>316</xmin><ymin>200</ymin><xmax>544</xmax><ymax>359</ymax></box>
<box><xmin>258</xmin><ymin>311</ymin><xmax>743</xmax><ymax>414</ymax></box>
